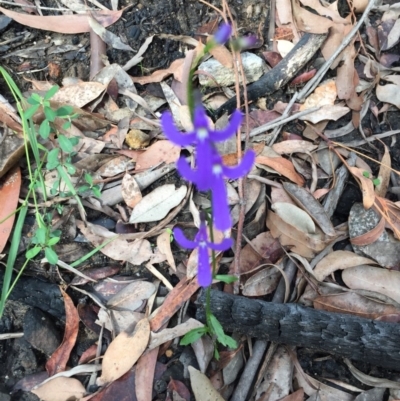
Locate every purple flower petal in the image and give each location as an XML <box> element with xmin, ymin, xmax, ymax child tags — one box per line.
<box><xmin>176</xmin><ymin>157</ymin><xmax>201</xmax><ymax>185</ymax></box>
<box><xmin>214</xmin><ymin>23</ymin><xmax>232</xmax><ymax>45</ymax></box>
<box><xmin>210</xmin><ymin>110</ymin><xmax>242</xmax><ymax>142</ymax></box>
<box><xmin>194</xmin><ymin>142</ymin><xmax>215</xmax><ymax>190</ymax></box>
<box><xmin>208</xmin><ymin>237</ymin><xmax>233</xmax><ymax>251</ymax></box>
<box><xmin>222</xmin><ymin>150</ymin><xmax>255</xmax><ymax>179</ymax></box>
<box><xmin>173</xmin><ymin>227</ymin><xmax>197</xmax><ymax>249</ymax></box>
<box><xmin>211</xmin><ymin>181</ymin><xmax>232</xmax><ymax>231</ymax></box>
<box><xmin>197</xmin><ymin>243</ymin><xmax>212</xmax><ymax>287</ymax></box>
<box><xmin>161</xmin><ymin>112</ymin><xmax>195</xmax><ymax>146</ymax></box>
<box><xmin>193</xmin><ymin>106</ymin><xmax>210</xmax><ymax>132</ymax></box>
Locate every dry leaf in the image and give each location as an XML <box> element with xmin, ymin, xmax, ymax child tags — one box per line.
<box><xmin>121</xmin><ymin>173</ymin><xmax>142</xmax><ymax>208</ymax></box>
<box><xmin>348</xmin><ymin>166</ymin><xmax>375</xmax><ymax>209</ymax></box>
<box><xmin>376</xmin><ymin>83</ymin><xmax>400</xmax><ymax>109</ymax></box>
<box><xmin>31</xmin><ymin>377</ymin><xmax>85</xmax><ymax>401</ymax></box>
<box><xmin>106</xmin><ymin>281</ymin><xmax>155</xmax><ymax>311</ymax></box>
<box><xmin>129</xmin><ymin>185</ymin><xmax>187</xmax><ymax>224</ymax></box>
<box><xmin>256</xmin><ymin>155</ymin><xmax>304</xmax><ymax>185</ymax></box>
<box><xmin>156</xmin><ymin>230</ymin><xmax>176</xmax><ymax>271</ymax></box>
<box><xmin>135</xmin><ymin>348</ymin><xmax>158</xmax><ymax>401</ymax></box>
<box><xmin>46</xmin><ymin>289</ymin><xmax>79</xmax><ymax>376</ymax></box>
<box><xmin>272</xmin><ymin>140</ymin><xmax>318</xmax><ymax>155</ymax></box>
<box><xmin>131</xmin><ymin>58</ymin><xmax>185</xmax><ymax>85</ymax></box>
<box><xmin>342</xmin><ymin>265</ymin><xmax>400</xmax><ymax>303</ymax></box>
<box><xmin>314</xmin><ymin>250</ymin><xmax>377</xmax><ymax>282</ymax></box>
<box><xmin>0</xmin><ymin>7</ymin><xmax>122</xmax><ymax>33</ymax></box>
<box><xmin>0</xmin><ymin>166</ymin><xmax>21</xmax><ymax>253</ymax></box>
<box><xmin>272</xmin><ymin>202</ymin><xmax>316</xmax><ymax>234</ymax></box>
<box><xmin>300</xmin><ymin>79</ymin><xmax>337</xmax><ymax>109</ymax></box>
<box><xmin>292</xmin><ymin>0</ymin><xmax>334</xmax><ymax>33</ymax></box>
<box><xmin>135</xmin><ymin>140</ymin><xmax>181</xmax><ymax>170</ymax></box>
<box><xmin>313</xmin><ymin>291</ymin><xmax>400</xmax><ymax>319</ymax></box>
<box><xmin>188</xmin><ymin>366</ymin><xmax>225</xmax><ymax>401</ymax></box>
<box><xmin>98</xmin><ymin>318</ymin><xmax>150</xmax><ymax>385</ymax></box>
<box><xmin>375</xmin><ymin>143</ymin><xmax>391</xmax><ymax>198</ymax></box>
<box><xmin>52</xmin><ymin>82</ymin><xmax>106</xmax><ymax>108</ymax></box>
<box><xmin>242</xmin><ymin>266</ymin><xmax>281</xmax><ymax>296</ymax></box>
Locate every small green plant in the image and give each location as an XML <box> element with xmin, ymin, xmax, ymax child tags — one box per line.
<box><xmin>362</xmin><ymin>171</ymin><xmax>381</xmax><ymax>187</ymax></box>
<box><xmin>0</xmin><ymin>67</ymin><xmax>103</xmax><ymax>317</ymax></box>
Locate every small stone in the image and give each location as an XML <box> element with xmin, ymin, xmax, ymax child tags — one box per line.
<box><xmin>125</xmin><ymin>129</ymin><xmax>150</xmax><ymax>149</ymax></box>
<box><xmin>198</xmin><ymin>52</ymin><xmax>266</xmax><ymax>87</ymax></box>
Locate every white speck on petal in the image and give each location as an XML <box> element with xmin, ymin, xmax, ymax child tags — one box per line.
<box><xmin>197</xmin><ymin>128</ymin><xmax>209</xmax><ymax>141</ymax></box>
<box><xmin>212</xmin><ymin>165</ymin><xmax>223</xmax><ymax>175</ymax></box>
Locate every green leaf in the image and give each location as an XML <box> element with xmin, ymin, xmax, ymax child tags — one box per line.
<box><xmin>180</xmin><ymin>327</ymin><xmax>208</xmax><ymax>345</ymax></box>
<box><xmin>27</xmin><ymin>93</ymin><xmax>41</xmax><ymax>105</ymax></box>
<box><xmin>56</xmin><ymin>105</ymin><xmax>74</xmax><ymax>117</ymax></box>
<box><xmin>24</xmin><ymin>104</ymin><xmax>40</xmax><ymax>119</ymax></box>
<box><xmin>215</xmin><ymin>274</ymin><xmax>238</xmax><ymax>284</ymax></box>
<box><xmin>69</xmin><ymin>136</ymin><xmax>80</xmax><ymax>146</ymax></box>
<box><xmin>51</xmin><ymin>230</ymin><xmax>62</xmax><ymax>238</ymax></box>
<box><xmin>217</xmin><ymin>334</ymin><xmax>237</xmax><ymax>349</ymax></box>
<box><xmin>44</xmin><ymin>106</ymin><xmax>57</xmax><ymax>122</ymax></box>
<box><xmin>39</xmin><ymin>119</ymin><xmax>51</xmax><ymax>139</ymax></box>
<box><xmin>91</xmin><ymin>186</ymin><xmax>102</xmax><ymax>198</ymax></box>
<box><xmin>209</xmin><ymin>314</ymin><xmax>225</xmax><ymax>339</ymax></box>
<box><xmin>47</xmin><ymin>237</ymin><xmax>60</xmax><ymax>246</ymax></box>
<box><xmin>44</xmin><ymin>85</ymin><xmax>59</xmax><ymax>100</ymax></box>
<box><xmin>64</xmin><ymin>163</ymin><xmax>76</xmax><ymax>175</ymax></box>
<box><xmin>26</xmin><ymin>246</ymin><xmax>41</xmax><ymax>259</ymax></box>
<box><xmin>363</xmin><ymin>171</ymin><xmax>370</xmax><ymax>178</ymax></box>
<box><xmin>373</xmin><ymin>178</ymin><xmax>381</xmax><ymax>186</ymax></box>
<box><xmin>46</xmin><ymin>148</ymin><xmax>60</xmax><ymax>169</ymax></box>
<box><xmin>78</xmin><ymin>185</ymin><xmax>90</xmax><ymax>193</ymax></box>
<box><xmin>45</xmin><ymin>247</ymin><xmax>58</xmax><ymax>264</ymax></box>
<box><xmin>85</xmin><ymin>173</ymin><xmax>93</xmax><ymax>185</ymax></box>
<box><xmin>34</xmin><ymin>227</ymin><xmax>47</xmax><ymax>245</ymax></box>
<box><xmin>214</xmin><ymin>347</ymin><xmax>220</xmax><ymax>360</ymax></box>
<box><xmin>58</xmin><ymin>134</ymin><xmax>74</xmax><ymax>153</ymax></box>
<box><xmin>62</xmin><ymin>121</ymin><xmax>72</xmax><ymax>130</ymax></box>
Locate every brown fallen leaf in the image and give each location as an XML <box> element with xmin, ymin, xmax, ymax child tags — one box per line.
<box><xmin>342</xmin><ymin>265</ymin><xmax>400</xmax><ymax>303</ymax></box>
<box><xmin>348</xmin><ymin>166</ymin><xmax>375</xmax><ymax>209</ymax></box>
<box><xmin>283</xmin><ymin>182</ymin><xmax>336</xmax><ymax>236</ymax></box>
<box><xmin>0</xmin><ymin>166</ymin><xmax>21</xmax><ymax>253</ymax></box>
<box><xmin>314</xmin><ymin>250</ymin><xmax>377</xmax><ymax>282</ymax></box>
<box><xmin>375</xmin><ymin>143</ymin><xmax>391</xmax><ymax>198</ymax></box>
<box><xmin>150</xmin><ymin>277</ymin><xmax>199</xmax><ymax>332</ymax></box>
<box><xmin>98</xmin><ymin>318</ymin><xmax>150</xmax><ymax>385</ymax></box>
<box><xmin>256</xmin><ymin>155</ymin><xmax>304</xmax><ymax>186</ymax></box>
<box><xmin>131</xmin><ymin>58</ymin><xmax>185</xmax><ymax>85</ymax></box>
<box><xmin>292</xmin><ymin>0</ymin><xmax>334</xmax><ymax>33</ymax></box>
<box><xmin>46</xmin><ymin>289</ymin><xmax>79</xmax><ymax>376</ymax></box>
<box><xmin>135</xmin><ymin>347</ymin><xmax>158</xmax><ymax>401</ymax></box>
<box><xmin>51</xmin><ymin>82</ymin><xmax>106</xmax><ymax>108</ymax></box>
<box><xmin>242</xmin><ymin>266</ymin><xmax>281</xmax><ymax>296</ymax></box>
<box><xmin>188</xmin><ymin>366</ymin><xmax>225</xmax><ymax>401</ymax></box>
<box><xmin>121</xmin><ymin>172</ymin><xmax>142</xmax><ymax>208</ymax></box>
<box><xmin>135</xmin><ymin>140</ymin><xmax>181</xmax><ymax>170</ymax></box>
<box><xmin>314</xmin><ymin>291</ymin><xmax>400</xmax><ymax>319</ymax></box>
<box><xmin>0</xmin><ymin>7</ymin><xmax>122</xmax><ymax>34</ymax></box>
<box><xmin>272</xmin><ymin>140</ymin><xmax>318</xmax><ymax>155</ymax></box>
<box><xmin>157</xmin><ymin>230</ymin><xmax>176</xmax><ymax>271</ymax></box>
<box><xmin>31</xmin><ymin>377</ymin><xmax>85</xmax><ymax>401</ymax></box>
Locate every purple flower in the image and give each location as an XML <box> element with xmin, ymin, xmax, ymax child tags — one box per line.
<box><xmin>213</xmin><ymin>23</ymin><xmax>232</xmax><ymax>45</ymax></box>
<box><xmin>174</xmin><ymin>218</ymin><xmax>232</xmax><ymax>287</ymax></box>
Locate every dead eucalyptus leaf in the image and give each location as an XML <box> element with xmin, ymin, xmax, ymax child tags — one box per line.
<box><xmin>121</xmin><ymin>173</ymin><xmax>142</xmax><ymax>208</ymax></box>
<box><xmin>342</xmin><ymin>265</ymin><xmax>400</xmax><ymax>303</ymax></box>
<box><xmin>129</xmin><ymin>185</ymin><xmax>187</xmax><ymax>224</ymax></box>
<box><xmin>31</xmin><ymin>377</ymin><xmax>85</xmax><ymax>401</ymax></box>
<box><xmin>282</xmin><ymin>182</ymin><xmax>336</xmax><ymax>236</ymax></box>
<box><xmin>98</xmin><ymin>318</ymin><xmax>150</xmax><ymax>385</ymax></box>
<box><xmin>188</xmin><ymin>366</ymin><xmax>225</xmax><ymax>401</ymax></box>
<box><xmin>314</xmin><ymin>250</ymin><xmax>377</xmax><ymax>282</ymax></box>
<box><xmin>272</xmin><ymin>202</ymin><xmax>316</xmax><ymax>234</ymax></box>
<box><xmin>375</xmin><ymin>144</ymin><xmax>391</xmax><ymax>197</ymax></box>
<box><xmin>348</xmin><ymin>167</ymin><xmax>375</xmax><ymax>209</ymax></box>
<box><xmin>107</xmin><ymin>281</ymin><xmax>156</xmax><ymax>311</ymax></box>
<box><xmin>156</xmin><ymin>230</ymin><xmax>176</xmax><ymax>271</ymax></box>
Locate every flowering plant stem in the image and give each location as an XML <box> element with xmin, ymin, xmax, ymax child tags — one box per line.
<box><xmin>163</xmin><ymin>23</ymin><xmax>256</xmax><ymax>355</ymax></box>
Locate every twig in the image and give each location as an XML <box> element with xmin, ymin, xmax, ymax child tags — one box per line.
<box><xmin>297</xmin><ymin>0</ymin><xmax>378</xmax><ymax>100</ymax></box>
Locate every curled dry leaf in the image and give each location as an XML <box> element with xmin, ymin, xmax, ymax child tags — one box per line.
<box><xmin>46</xmin><ymin>289</ymin><xmax>79</xmax><ymax>376</ymax></box>
<box><xmin>375</xmin><ymin>143</ymin><xmax>391</xmax><ymax>197</ymax></box>
<box><xmin>283</xmin><ymin>182</ymin><xmax>336</xmax><ymax>236</ymax></box>
<box><xmin>376</xmin><ymin>83</ymin><xmax>400</xmax><ymax>109</ymax></box>
<box><xmin>272</xmin><ymin>202</ymin><xmax>316</xmax><ymax>234</ymax></box>
<box><xmin>98</xmin><ymin>318</ymin><xmax>150</xmax><ymax>385</ymax></box>
<box><xmin>342</xmin><ymin>265</ymin><xmax>400</xmax><ymax>303</ymax></box>
<box><xmin>129</xmin><ymin>185</ymin><xmax>187</xmax><ymax>224</ymax></box>
<box><xmin>121</xmin><ymin>172</ymin><xmax>142</xmax><ymax>208</ymax></box>
<box><xmin>348</xmin><ymin>167</ymin><xmax>375</xmax><ymax>209</ymax></box>
<box><xmin>31</xmin><ymin>377</ymin><xmax>85</xmax><ymax>401</ymax></box>
<box><xmin>313</xmin><ymin>250</ymin><xmax>377</xmax><ymax>282</ymax></box>
<box><xmin>242</xmin><ymin>265</ymin><xmax>281</xmax><ymax>296</ymax></box>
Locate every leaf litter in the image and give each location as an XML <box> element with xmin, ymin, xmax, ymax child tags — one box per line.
<box><xmin>2</xmin><ymin>0</ymin><xmax>400</xmax><ymax>400</ymax></box>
